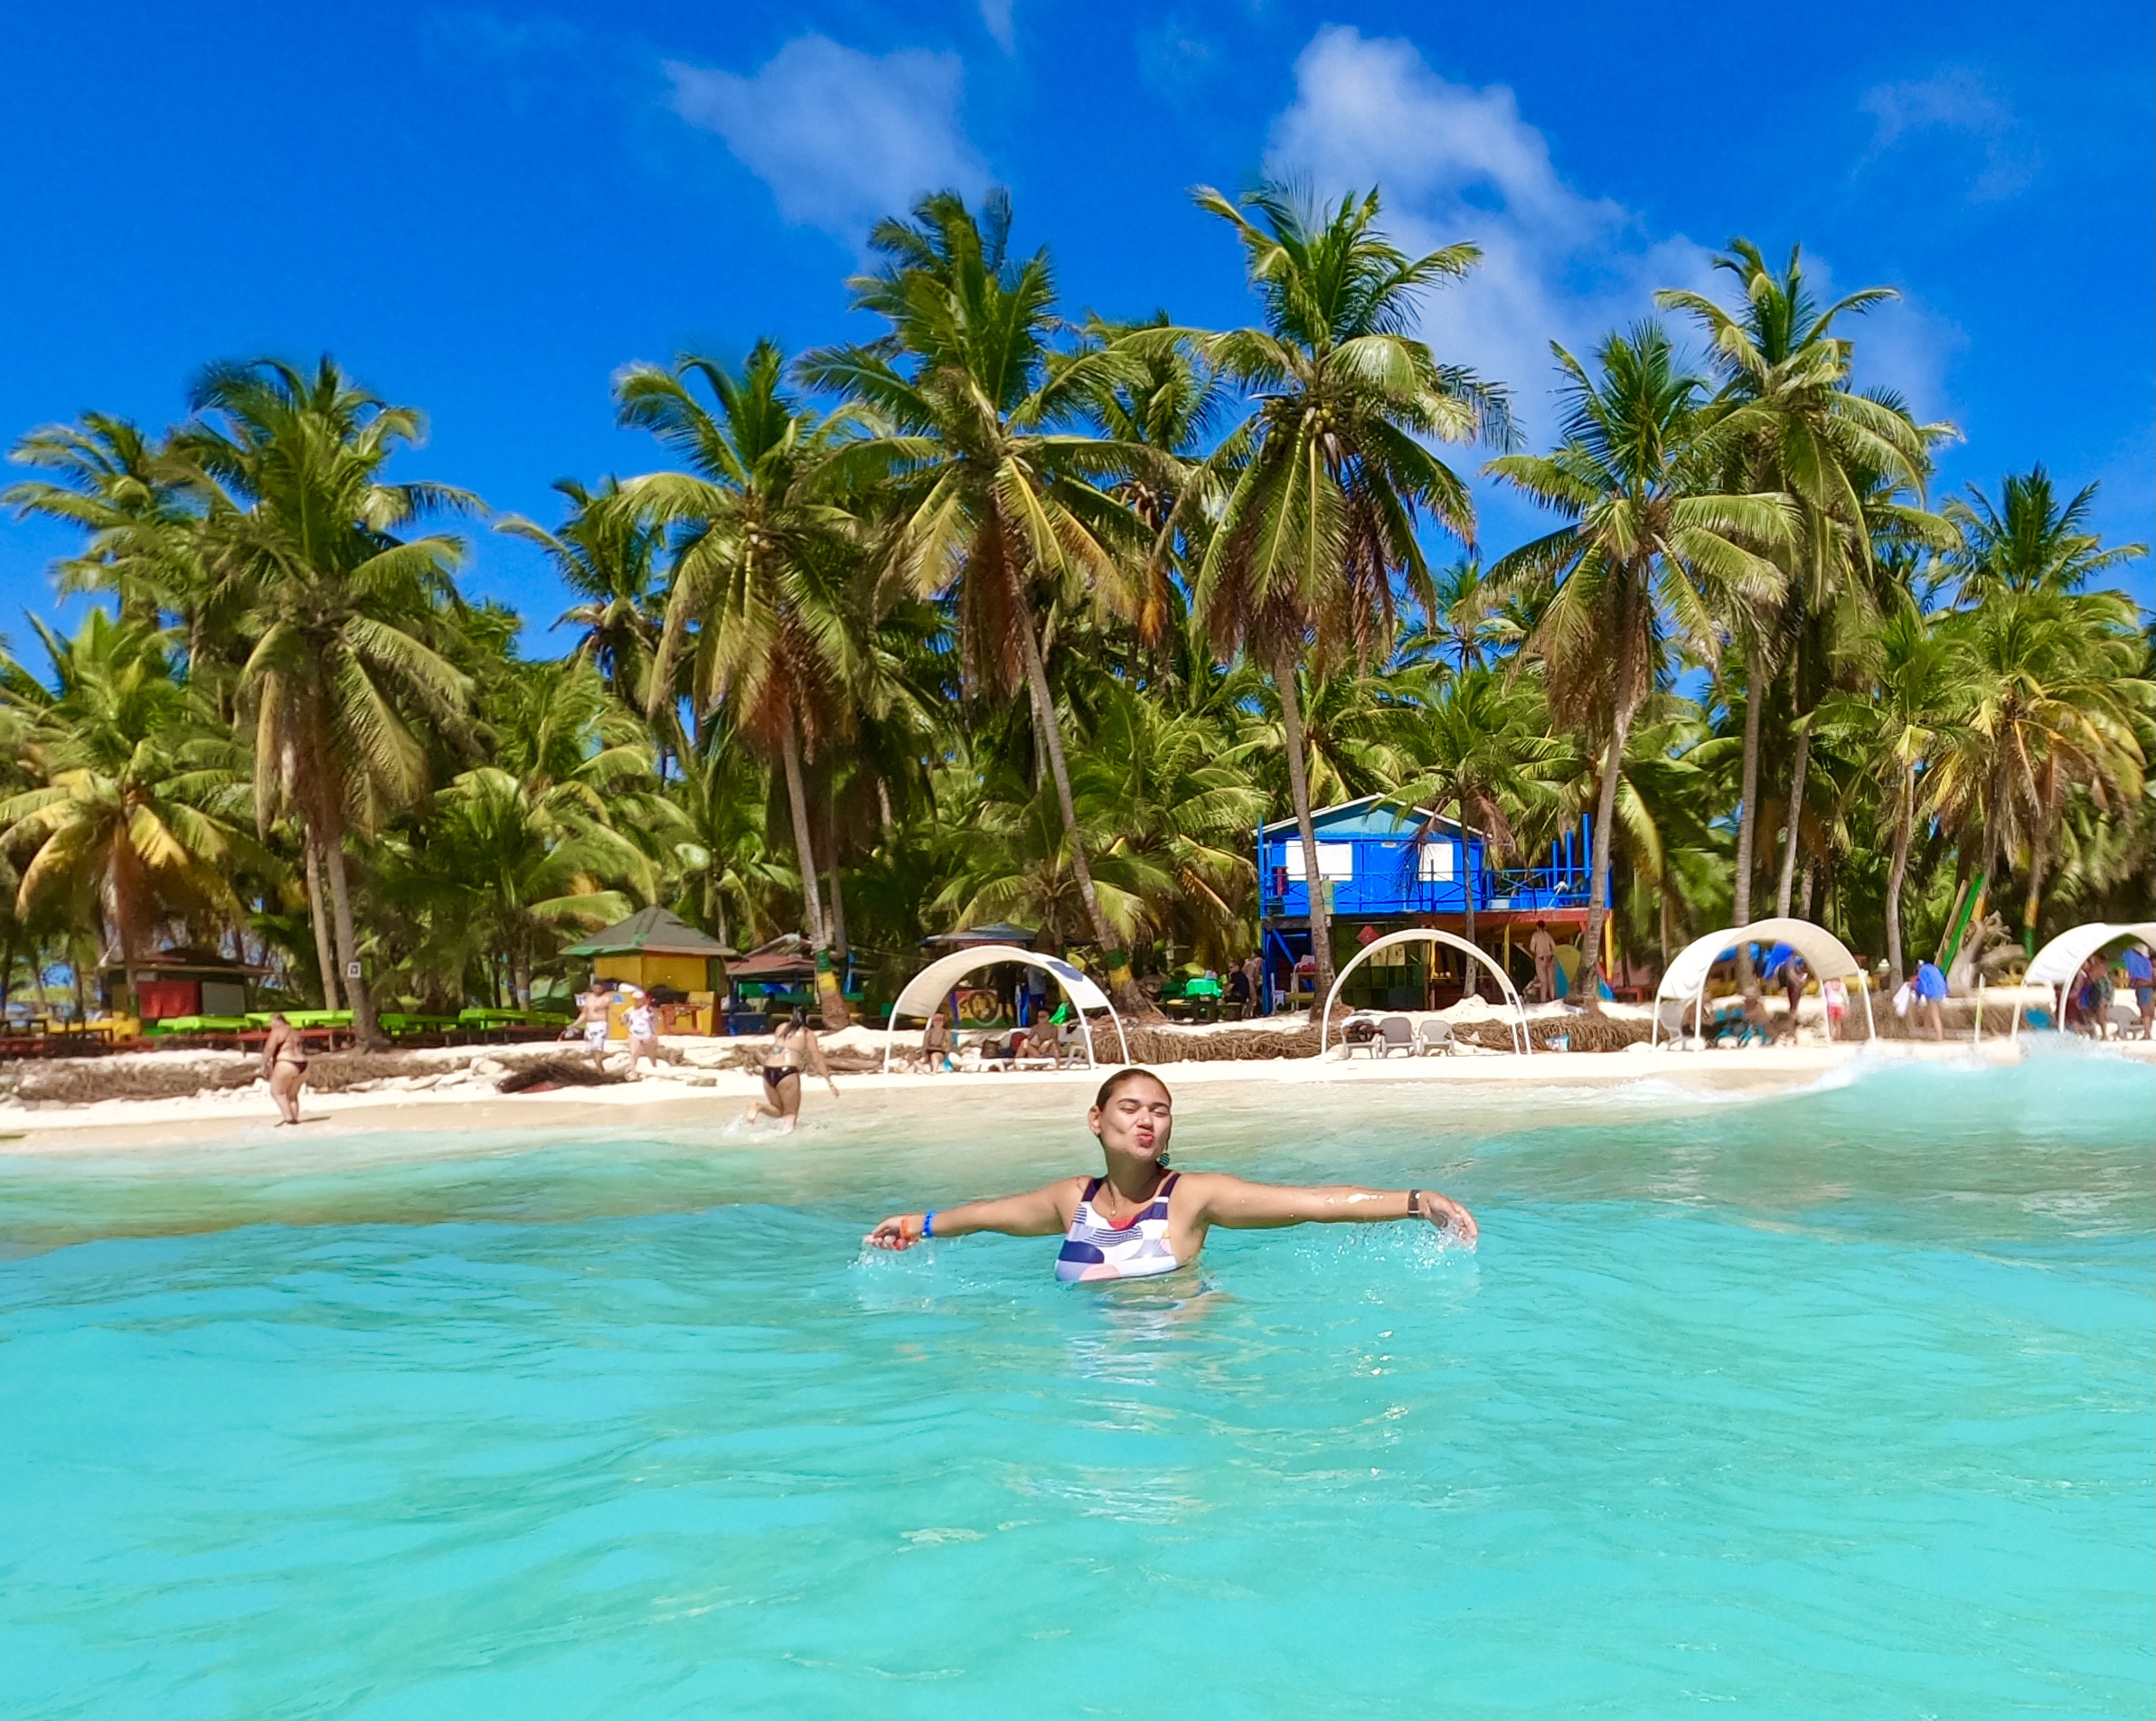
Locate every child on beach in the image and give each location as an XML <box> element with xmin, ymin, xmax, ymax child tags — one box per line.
<box><xmin>1821</xmin><ymin>976</ymin><xmax>1848</xmax><ymax>1040</ymax></box>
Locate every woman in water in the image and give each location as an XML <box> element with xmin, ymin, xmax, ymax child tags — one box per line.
<box><xmin>742</xmin><ymin>1009</ymin><xmax>837</xmax><ymax>1133</ymax></box>
<box><xmin>864</xmin><ymin>1067</ymin><xmax>1475</xmax><ymax>1278</ymax></box>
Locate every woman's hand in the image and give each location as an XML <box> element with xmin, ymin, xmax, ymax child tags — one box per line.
<box><xmin>1420</xmin><ymin>1190</ymin><xmax>1478</xmax><ymax>1244</ymax></box>
<box><xmin>863</xmin><ymin>1213</ymin><xmax>925</xmax><ymax>1250</ymax></box>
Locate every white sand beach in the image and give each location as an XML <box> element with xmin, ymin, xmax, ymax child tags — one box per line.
<box><xmin>7</xmin><ymin>1023</ymin><xmax>2144</xmax><ymax>1155</ymax></box>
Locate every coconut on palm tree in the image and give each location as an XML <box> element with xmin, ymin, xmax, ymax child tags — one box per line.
<box><xmin>800</xmin><ymin>191</ymin><xmax>1168</xmax><ymax>1012</ymax></box>
<box><xmin>1489</xmin><ymin>322</ymin><xmax>1791</xmax><ymax>1003</ymax></box>
<box><xmin>1184</xmin><ymin>181</ymin><xmax>1511</xmax><ymax>1010</ymax></box>
<box><xmin>616</xmin><ymin>340</ymin><xmax>864</xmax><ymax>1028</ymax></box>
<box><xmin>178</xmin><ymin>356</ymin><xmax>477</xmax><ymax>1048</ymax></box>
<box><xmin>1658</xmin><ymin>241</ymin><xmax>1944</xmax><ymax>921</ymax></box>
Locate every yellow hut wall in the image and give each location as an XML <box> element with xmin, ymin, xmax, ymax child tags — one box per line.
<box><xmin>589</xmin><ymin>955</ymin><xmax>722</xmax><ymax>1036</ymax></box>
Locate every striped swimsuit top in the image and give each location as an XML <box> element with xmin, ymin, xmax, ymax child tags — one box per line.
<box><xmin>1055</xmin><ymin>1173</ymin><xmax>1182</xmax><ymax>1284</ymax></box>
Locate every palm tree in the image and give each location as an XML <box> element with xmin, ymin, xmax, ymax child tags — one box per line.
<box><xmin>1658</xmin><ymin>241</ymin><xmax>1942</xmax><ymax>920</ymax></box>
<box><xmin>1396</xmin><ymin>664</ymin><xmax>1552</xmax><ymax>994</ymax></box>
<box><xmin>1185</xmin><ymin>182</ymin><xmax>1511</xmax><ymax>1008</ymax></box>
<box><xmin>1488</xmin><ymin>322</ymin><xmax>1790</xmax><ymax>1002</ymax></box>
<box><xmin>1819</xmin><ymin>593</ymin><xmax>1967</xmax><ymax>983</ymax></box>
<box><xmin>1945</xmin><ymin>466</ymin><xmax>2148</xmax><ymax>598</ymax></box>
<box><xmin>800</xmin><ymin>190</ymin><xmax>1165</xmax><ymax>1009</ymax></box>
<box><xmin>616</xmin><ymin>340</ymin><xmax>861</xmax><ymax>1027</ymax></box>
<box><xmin>0</xmin><ymin>613</ymin><xmax>258</xmax><ymax>1009</ymax></box>
<box><xmin>497</xmin><ymin>478</ymin><xmax>664</xmax><ymax>710</ymax></box>
<box><xmin>5</xmin><ymin>413</ymin><xmax>240</xmax><ymax>696</ymax></box>
<box><xmin>179</xmin><ymin>357</ymin><xmax>477</xmax><ymax>1049</ymax></box>
<box><xmin>1925</xmin><ymin>588</ymin><xmax>2150</xmax><ymax>946</ymax></box>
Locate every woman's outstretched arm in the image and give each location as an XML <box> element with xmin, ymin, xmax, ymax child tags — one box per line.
<box><xmin>1190</xmin><ymin>1175</ymin><xmax>1477</xmax><ymax>1242</ymax></box>
<box><xmin>863</xmin><ymin>1179</ymin><xmax>1083</xmax><ymax>1250</ymax></box>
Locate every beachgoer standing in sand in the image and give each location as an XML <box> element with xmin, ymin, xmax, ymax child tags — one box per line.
<box><xmin>1821</xmin><ymin>975</ymin><xmax>1848</xmax><ymax>1040</ymax></box>
<box><xmin>259</xmin><ymin>1011</ymin><xmax>308</xmax><ymax>1126</ymax></box>
<box><xmin>570</xmin><ymin>987</ymin><xmax>613</xmax><ymax>1069</ymax></box>
<box><xmin>865</xmin><ymin>1067</ymin><xmax>1476</xmax><ymax>1275</ymax></box>
<box><xmin>2123</xmin><ymin>944</ymin><xmax>2154</xmax><ymax>1039</ymax></box>
<box><xmin>1913</xmin><ymin>958</ymin><xmax>1948</xmax><ymax>1040</ymax></box>
<box><xmin>743</xmin><ymin>1010</ymin><xmax>837</xmax><ymax>1133</ymax></box>
<box><xmin>1530</xmin><ymin>921</ymin><xmax>1558</xmax><ymax>1003</ymax></box>
<box><xmin>620</xmin><ymin>985</ymin><xmax>662</xmax><ymax>1075</ymax></box>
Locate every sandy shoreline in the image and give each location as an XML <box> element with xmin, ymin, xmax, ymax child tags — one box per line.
<box><xmin>5</xmin><ymin>1032</ymin><xmax>2145</xmax><ymax>1155</ymax></box>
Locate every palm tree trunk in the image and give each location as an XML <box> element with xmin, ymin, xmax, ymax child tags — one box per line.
<box><xmin>318</xmin><ymin>828</ymin><xmax>382</xmax><ymax>1050</ymax></box>
<box><xmin>1579</xmin><ymin>702</ymin><xmax>1635</xmax><ymax>1009</ymax></box>
<box><xmin>779</xmin><ymin>719</ymin><xmax>827</xmax><ymax>946</ymax></box>
<box><xmin>1457</xmin><ymin>796</ymin><xmax>1481</xmax><ymax>1001</ymax></box>
<box><xmin>1275</xmin><ymin>648</ymin><xmax>1336</xmax><ymax>1016</ymax></box>
<box><xmin>1775</xmin><ymin>724</ymin><xmax>1811</xmax><ymax>919</ymax></box>
<box><xmin>1018</xmin><ymin>614</ymin><xmax>1152</xmax><ymax>1017</ymax></box>
<box><xmin>827</xmin><ymin>862</ymin><xmax>850</xmax><ymax>958</ymax></box>
<box><xmin>304</xmin><ymin>837</ymin><xmax>341</xmax><ymax>1011</ymax></box>
<box><xmin>1885</xmin><ymin>768</ymin><xmax>1914</xmax><ymax>987</ymax></box>
<box><xmin>2021</xmin><ymin>823</ymin><xmax>2049</xmax><ymax>953</ymax></box>
<box><xmin>1734</xmin><ymin>645</ymin><xmax>1763</xmax><ymax>923</ymax></box>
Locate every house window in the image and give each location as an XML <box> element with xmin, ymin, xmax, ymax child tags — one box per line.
<box><xmin>1280</xmin><ymin>842</ymin><xmax>1354</xmax><ymax>880</ymax></box>
<box><xmin>1417</xmin><ymin>841</ymin><xmax>1456</xmax><ymax>882</ymax></box>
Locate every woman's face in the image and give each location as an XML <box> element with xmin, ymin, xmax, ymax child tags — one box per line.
<box><xmin>1089</xmin><ymin>1077</ymin><xmax>1174</xmax><ymax>1164</ymax></box>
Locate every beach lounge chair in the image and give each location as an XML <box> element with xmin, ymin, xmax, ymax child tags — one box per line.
<box><xmin>1339</xmin><ymin>1013</ymin><xmax>1382</xmax><ymax>1057</ymax></box>
<box><xmin>1415</xmin><ymin>1019</ymin><xmax>1455</xmax><ymax>1057</ymax></box>
<box><xmin>1376</xmin><ymin>1015</ymin><xmax>1415</xmax><ymax>1057</ymax></box>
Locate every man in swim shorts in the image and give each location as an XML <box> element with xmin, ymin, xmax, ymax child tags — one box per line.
<box><xmin>864</xmin><ymin>1068</ymin><xmax>1476</xmax><ymax>1279</ymax></box>
<box><xmin>2123</xmin><ymin>944</ymin><xmax>2154</xmax><ymax>1039</ymax></box>
<box><xmin>570</xmin><ymin>988</ymin><xmax>613</xmax><ymax>1069</ymax></box>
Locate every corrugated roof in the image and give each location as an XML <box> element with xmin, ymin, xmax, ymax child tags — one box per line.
<box><xmin>1258</xmin><ymin>795</ymin><xmax>1466</xmax><ymax>839</ymax></box>
<box><xmin>561</xmin><ymin>906</ymin><xmax>736</xmax><ymax>958</ymax></box>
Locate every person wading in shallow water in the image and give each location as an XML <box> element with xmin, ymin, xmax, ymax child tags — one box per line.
<box><xmin>864</xmin><ymin>1068</ymin><xmax>1476</xmax><ymax>1280</ymax></box>
<box><xmin>742</xmin><ymin>1010</ymin><xmax>837</xmax><ymax>1134</ymax></box>
<box><xmin>259</xmin><ymin>1011</ymin><xmax>309</xmax><ymax>1126</ymax></box>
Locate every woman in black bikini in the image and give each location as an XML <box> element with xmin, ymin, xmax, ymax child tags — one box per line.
<box><xmin>741</xmin><ymin>1010</ymin><xmax>837</xmax><ymax>1134</ymax></box>
<box><xmin>259</xmin><ymin>1011</ymin><xmax>309</xmax><ymax>1126</ymax></box>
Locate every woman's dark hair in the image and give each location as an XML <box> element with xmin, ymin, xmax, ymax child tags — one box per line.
<box><xmin>1093</xmin><ymin>1067</ymin><xmax>1169</xmax><ymax>1109</ymax></box>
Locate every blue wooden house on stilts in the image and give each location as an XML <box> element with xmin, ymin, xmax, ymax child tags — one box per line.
<box><xmin>1256</xmin><ymin>795</ymin><xmax>1599</xmax><ymax>1011</ymax></box>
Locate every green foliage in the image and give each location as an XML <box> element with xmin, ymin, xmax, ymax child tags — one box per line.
<box><xmin>3</xmin><ymin>202</ymin><xmax>2149</xmax><ymax>1024</ymax></box>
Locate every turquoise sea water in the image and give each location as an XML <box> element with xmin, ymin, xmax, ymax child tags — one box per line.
<box><xmin>2</xmin><ymin>1052</ymin><xmax>2151</xmax><ymax>1718</ymax></box>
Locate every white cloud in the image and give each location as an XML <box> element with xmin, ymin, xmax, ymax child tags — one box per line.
<box><xmin>1263</xmin><ymin>27</ymin><xmax>1718</xmax><ymax>442</ymax></box>
<box><xmin>1859</xmin><ymin>69</ymin><xmax>2038</xmax><ymax>202</ymax></box>
<box><xmin>978</xmin><ymin>0</ymin><xmax>1017</xmax><ymax>53</ymax></box>
<box><xmin>665</xmin><ymin>36</ymin><xmax>990</xmax><ymax>239</ymax></box>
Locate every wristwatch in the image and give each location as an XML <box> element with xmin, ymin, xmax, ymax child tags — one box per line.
<box><xmin>1406</xmin><ymin>1189</ymin><xmax>1423</xmax><ymax>1218</ymax></box>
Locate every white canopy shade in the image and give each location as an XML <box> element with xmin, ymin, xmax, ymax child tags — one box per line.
<box><xmin>1318</xmin><ymin>928</ymin><xmax>1532</xmax><ymax>1056</ymax></box>
<box><xmin>1652</xmin><ymin>917</ymin><xmax>1874</xmax><ymax>1046</ymax></box>
<box><xmin>881</xmin><ymin>945</ymin><xmax>1131</xmax><ymax>1071</ymax></box>
<box><xmin>2010</xmin><ymin>920</ymin><xmax>2156</xmax><ymax>1041</ymax></box>
<box><xmin>2023</xmin><ymin>921</ymin><xmax>2156</xmax><ymax>989</ymax></box>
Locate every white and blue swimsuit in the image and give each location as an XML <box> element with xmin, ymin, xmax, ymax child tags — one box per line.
<box><xmin>1055</xmin><ymin>1173</ymin><xmax>1183</xmax><ymax>1284</ymax></box>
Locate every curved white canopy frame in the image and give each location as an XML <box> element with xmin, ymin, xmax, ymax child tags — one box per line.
<box><xmin>1651</xmin><ymin>917</ymin><xmax>1876</xmax><ymax>1047</ymax></box>
<box><xmin>1317</xmin><ymin>929</ymin><xmax>1532</xmax><ymax>1057</ymax></box>
<box><xmin>881</xmin><ymin>944</ymin><xmax>1132</xmax><ymax>1072</ymax></box>
<box><xmin>2010</xmin><ymin>920</ymin><xmax>2156</xmax><ymax>1041</ymax></box>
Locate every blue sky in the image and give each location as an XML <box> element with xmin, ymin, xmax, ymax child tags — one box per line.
<box><xmin>3</xmin><ymin>0</ymin><xmax>2150</xmax><ymax>645</ymax></box>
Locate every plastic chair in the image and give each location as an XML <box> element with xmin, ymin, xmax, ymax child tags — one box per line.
<box><xmin>1415</xmin><ymin>1019</ymin><xmax>1455</xmax><ymax>1057</ymax></box>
